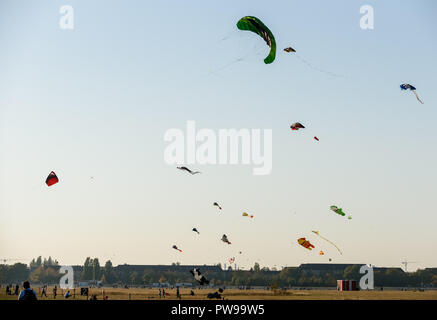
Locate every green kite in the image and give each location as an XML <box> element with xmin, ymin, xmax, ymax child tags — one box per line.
<box><xmin>330</xmin><ymin>205</ymin><xmax>345</xmax><ymax>216</ymax></box>
<box><xmin>237</xmin><ymin>16</ymin><xmax>276</xmax><ymax>64</ymax></box>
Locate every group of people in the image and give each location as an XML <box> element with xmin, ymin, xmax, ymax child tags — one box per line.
<box><xmin>158</xmin><ymin>287</ymin><xmax>167</xmax><ymax>298</ymax></box>
<box><xmin>7</xmin><ymin>281</ymin><xmax>77</xmax><ymax>301</ymax></box>
<box><xmin>157</xmin><ymin>287</ymin><xmax>198</xmax><ymax>299</ymax></box>
<box><xmin>5</xmin><ymin>284</ymin><xmax>20</xmax><ymax>296</ymax></box>
<box><xmin>158</xmin><ymin>287</ymin><xmax>188</xmax><ymax>299</ymax></box>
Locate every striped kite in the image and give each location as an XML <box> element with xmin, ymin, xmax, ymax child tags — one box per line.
<box><xmin>297</xmin><ymin>237</ymin><xmax>315</xmax><ymax>250</ymax></box>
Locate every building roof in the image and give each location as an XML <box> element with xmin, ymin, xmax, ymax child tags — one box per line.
<box><xmin>114</xmin><ymin>264</ymin><xmax>223</xmax><ymax>273</ymax></box>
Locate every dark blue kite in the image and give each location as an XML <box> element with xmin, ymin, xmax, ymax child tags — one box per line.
<box><xmin>400</xmin><ymin>83</ymin><xmax>423</xmax><ymax>104</ymax></box>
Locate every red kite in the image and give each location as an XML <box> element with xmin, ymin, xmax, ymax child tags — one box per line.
<box><xmin>46</xmin><ymin>171</ymin><xmax>59</xmax><ymax>187</ymax></box>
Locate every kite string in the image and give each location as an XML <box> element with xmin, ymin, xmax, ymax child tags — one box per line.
<box><xmin>295</xmin><ymin>54</ymin><xmax>345</xmax><ymax>78</ymax></box>
<box><xmin>208</xmin><ymin>42</ymin><xmax>264</xmax><ymax>76</ymax></box>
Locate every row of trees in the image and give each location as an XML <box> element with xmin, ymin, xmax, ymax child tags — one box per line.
<box><xmin>1</xmin><ymin>258</ymin><xmax>437</xmax><ymax>288</ymax></box>
<box><xmin>29</xmin><ymin>256</ymin><xmax>59</xmax><ymax>269</ymax></box>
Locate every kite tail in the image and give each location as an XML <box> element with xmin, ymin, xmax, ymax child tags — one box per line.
<box><xmin>413</xmin><ymin>91</ymin><xmax>424</xmax><ymax>104</ymax></box>
<box><xmin>323</xmin><ymin>237</ymin><xmax>343</xmax><ymax>255</ymax></box>
<box><xmin>178</xmin><ymin>249</ymin><xmax>182</xmax><ymax>252</ymax></box>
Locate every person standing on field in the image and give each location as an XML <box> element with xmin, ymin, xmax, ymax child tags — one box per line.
<box><xmin>18</xmin><ymin>281</ymin><xmax>37</xmax><ymax>301</ymax></box>
<box><xmin>41</xmin><ymin>285</ymin><xmax>48</xmax><ymax>298</ymax></box>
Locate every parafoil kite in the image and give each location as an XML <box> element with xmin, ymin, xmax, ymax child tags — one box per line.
<box><xmin>297</xmin><ymin>237</ymin><xmax>315</xmax><ymax>250</ymax></box>
<box><xmin>330</xmin><ymin>205</ymin><xmax>345</xmax><ymax>216</ymax></box>
<box><xmin>177</xmin><ymin>166</ymin><xmax>201</xmax><ymax>175</ymax></box>
<box><xmin>290</xmin><ymin>122</ymin><xmax>305</xmax><ymax>131</ymax></box>
<box><xmin>242</xmin><ymin>212</ymin><xmax>254</xmax><ymax>218</ymax></box>
<box><xmin>192</xmin><ymin>228</ymin><xmax>199</xmax><ymax>234</ymax></box>
<box><xmin>190</xmin><ymin>268</ymin><xmax>210</xmax><ymax>285</ymax></box>
<box><xmin>284</xmin><ymin>47</ymin><xmax>296</xmax><ymax>53</ymax></box>
<box><xmin>221</xmin><ymin>234</ymin><xmax>231</xmax><ymax>245</ymax></box>
<box><xmin>213</xmin><ymin>202</ymin><xmax>222</xmax><ymax>210</ymax></box>
<box><xmin>237</xmin><ymin>16</ymin><xmax>276</xmax><ymax>64</ymax></box>
<box><xmin>312</xmin><ymin>230</ymin><xmax>343</xmax><ymax>255</ymax></box>
<box><xmin>45</xmin><ymin>171</ymin><xmax>59</xmax><ymax>187</ymax></box>
<box><xmin>400</xmin><ymin>84</ymin><xmax>424</xmax><ymax>104</ymax></box>
<box><xmin>172</xmin><ymin>245</ymin><xmax>182</xmax><ymax>252</ymax></box>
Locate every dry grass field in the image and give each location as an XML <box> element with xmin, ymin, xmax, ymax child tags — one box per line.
<box><xmin>1</xmin><ymin>287</ymin><xmax>437</xmax><ymax>300</ymax></box>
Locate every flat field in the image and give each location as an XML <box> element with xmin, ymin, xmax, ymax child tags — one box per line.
<box><xmin>1</xmin><ymin>287</ymin><xmax>436</xmax><ymax>300</ymax></box>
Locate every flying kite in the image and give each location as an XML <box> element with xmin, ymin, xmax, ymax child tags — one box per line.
<box><xmin>177</xmin><ymin>166</ymin><xmax>201</xmax><ymax>175</ymax></box>
<box><xmin>400</xmin><ymin>84</ymin><xmax>424</xmax><ymax>104</ymax></box>
<box><xmin>190</xmin><ymin>268</ymin><xmax>210</xmax><ymax>285</ymax></box>
<box><xmin>312</xmin><ymin>230</ymin><xmax>343</xmax><ymax>255</ymax></box>
<box><xmin>297</xmin><ymin>237</ymin><xmax>315</xmax><ymax>250</ymax></box>
<box><xmin>330</xmin><ymin>205</ymin><xmax>345</xmax><ymax>216</ymax></box>
<box><xmin>172</xmin><ymin>245</ymin><xmax>182</xmax><ymax>252</ymax></box>
<box><xmin>221</xmin><ymin>234</ymin><xmax>231</xmax><ymax>245</ymax></box>
<box><xmin>330</xmin><ymin>206</ymin><xmax>352</xmax><ymax>219</ymax></box>
<box><xmin>319</xmin><ymin>251</ymin><xmax>324</xmax><ymax>255</ymax></box>
<box><xmin>213</xmin><ymin>202</ymin><xmax>222</xmax><ymax>210</ymax></box>
<box><xmin>45</xmin><ymin>171</ymin><xmax>59</xmax><ymax>187</ymax></box>
<box><xmin>228</xmin><ymin>257</ymin><xmax>235</xmax><ymax>264</ymax></box>
<box><xmin>290</xmin><ymin>123</ymin><xmax>305</xmax><ymax>131</ymax></box>
<box><xmin>314</xmin><ymin>136</ymin><xmax>319</xmax><ymax>141</ymax></box>
<box><xmin>237</xmin><ymin>16</ymin><xmax>276</xmax><ymax>64</ymax></box>
<box><xmin>192</xmin><ymin>228</ymin><xmax>199</xmax><ymax>234</ymax></box>
<box><xmin>242</xmin><ymin>212</ymin><xmax>254</xmax><ymax>218</ymax></box>
<box><xmin>284</xmin><ymin>47</ymin><xmax>296</xmax><ymax>53</ymax></box>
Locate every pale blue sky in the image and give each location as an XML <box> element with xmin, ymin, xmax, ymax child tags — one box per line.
<box><xmin>1</xmin><ymin>0</ymin><xmax>436</xmax><ymax>271</ymax></box>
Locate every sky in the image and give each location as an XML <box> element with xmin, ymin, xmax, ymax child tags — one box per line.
<box><xmin>0</xmin><ymin>0</ymin><xmax>436</xmax><ymax>272</ymax></box>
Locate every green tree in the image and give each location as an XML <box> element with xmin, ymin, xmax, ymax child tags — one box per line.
<box><xmin>343</xmin><ymin>265</ymin><xmax>361</xmax><ymax>280</ymax></box>
<box><xmin>104</xmin><ymin>260</ymin><xmax>115</xmax><ymax>283</ymax></box>
<box><xmin>130</xmin><ymin>271</ymin><xmax>138</xmax><ymax>285</ymax></box>
<box><xmin>142</xmin><ymin>270</ymin><xmax>153</xmax><ymax>285</ymax></box>
<box><xmin>36</xmin><ymin>256</ymin><xmax>42</xmax><ymax>267</ymax></box>
<box><xmin>7</xmin><ymin>263</ymin><xmax>29</xmax><ymax>282</ymax></box>
<box><xmin>82</xmin><ymin>257</ymin><xmax>93</xmax><ymax>280</ymax></box>
<box><xmin>29</xmin><ymin>259</ymin><xmax>37</xmax><ymax>269</ymax></box>
<box><xmin>93</xmin><ymin>258</ymin><xmax>101</xmax><ymax>281</ymax></box>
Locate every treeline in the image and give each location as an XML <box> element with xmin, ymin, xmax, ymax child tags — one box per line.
<box><xmin>1</xmin><ymin>258</ymin><xmax>437</xmax><ymax>288</ymax></box>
